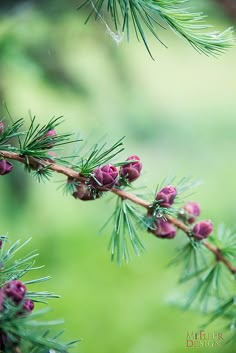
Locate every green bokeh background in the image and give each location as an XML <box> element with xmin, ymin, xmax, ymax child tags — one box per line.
<box><xmin>0</xmin><ymin>1</ymin><xmax>236</xmax><ymax>352</ymax></box>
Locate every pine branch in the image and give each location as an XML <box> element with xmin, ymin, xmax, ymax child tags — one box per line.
<box><xmin>78</xmin><ymin>0</ymin><xmax>235</xmax><ymax>57</ymax></box>
<box><xmin>0</xmin><ymin>238</ymin><xmax>79</xmax><ymax>352</ymax></box>
<box><xmin>0</xmin><ymin>149</ymin><xmax>235</xmax><ymax>274</ymax></box>
<box><xmin>1</xmin><ymin>116</ymin><xmax>236</xmax><ymax>343</ymax></box>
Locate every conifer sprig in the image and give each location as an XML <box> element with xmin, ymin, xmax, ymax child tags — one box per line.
<box><xmin>0</xmin><ymin>237</ymin><xmax>79</xmax><ymax>353</ymax></box>
<box><xmin>0</xmin><ymin>119</ymin><xmax>24</xmax><ymax>151</ymax></box>
<box><xmin>78</xmin><ymin>0</ymin><xmax>235</xmax><ymax>57</ymax></box>
<box><xmin>20</xmin><ymin>116</ymin><xmax>76</xmax><ymax>159</ymax></box>
<box><xmin>0</xmin><ymin>117</ymin><xmax>235</xmax><ymax>273</ymax></box>
<box><xmin>107</xmin><ymin>198</ymin><xmax>145</xmax><ymax>264</ymax></box>
<box><xmin>0</xmin><ymin>116</ymin><xmax>236</xmax><ymax>344</ymax></box>
<box><xmin>78</xmin><ymin>137</ymin><xmax>125</xmax><ymax>176</ymax></box>
<box><xmin>203</xmin><ymin>295</ymin><xmax>236</xmax><ymax>342</ymax></box>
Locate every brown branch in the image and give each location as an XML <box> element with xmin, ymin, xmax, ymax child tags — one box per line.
<box><xmin>0</xmin><ymin>150</ymin><xmax>86</xmax><ymax>180</ymax></box>
<box><xmin>203</xmin><ymin>241</ymin><xmax>236</xmax><ymax>274</ymax></box>
<box><xmin>214</xmin><ymin>0</ymin><xmax>236</xmax><ymax>20</ymax></box>
<box><xmin>111</xmin><ymin>187</ymin><xmax>150</xmax><ymax>208</ymax></box>
<box><xmin>164</xmin><ymin>216</ymin><xmax>236</xmax><ymax>273</ymax></box>
<box><xmin>167</xmin><ymin>215</ymin><xmax>190</xmax><ymax>234</ymax></box>
<box><xmin>1</xmin><ymin>150</ymin><xmax>236</xmax><ymax>274</ymax></box>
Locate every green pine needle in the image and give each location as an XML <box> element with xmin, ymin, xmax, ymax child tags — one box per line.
<box><xmin>168</xmin><ymin>240</ymin><xmax>211</xmax><ymax>280</ymax></box>
<box><xmin>57</xmin><ymin>178</ymin><xmax>79</xmax><ymax>195</ymax></box>
<box><xmin>31</xmin><ymin>165</ymin><xmax>54</xmax><ymax>183</ymax></box>
<box><xmin>79</xmin><ymin>0</ymin><xmax>234</xmax><ymax>57</ymax></box>
<box><xmin>203</xmin><ymin>296</ymin><xmax>236</xmax><ymax>344</ymax></box>
<box><xmin>0</xmin><ymin>237</ymin><xmax>79</xmax><ymax>352</ymax></box>
<box><xmin>20</xmin><ymin>116</ymin><xmax>75</xmax><ymax>158</ymax></box>
<box><xmin>78</xmin><ymin>137</ymin><xmax>125</xmax><ymax>176</ymax></box>
<box><xmin>106</xmin><ymin>198</ymin><xmax>145</xmax><ymax>265</ymax></box>
<box><xmin>210</xmin><ymin>224</ymin><xmax>236</xmax><ymax>261</ymax></box>
<box><xmin>169</xmin><ymin>240</ymin><xmax>235</xmax><ymax>313</ymax></box>
<box><xmin>0</xmin><ymin>118</ymin><xmax>24</xmax><ymax>152</ymax></box>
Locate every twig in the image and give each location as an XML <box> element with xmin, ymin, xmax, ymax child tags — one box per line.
<box><xmin>1</xmin><ymin>150</ymin><xmax>236</xmax><ymax>274</ymax></box>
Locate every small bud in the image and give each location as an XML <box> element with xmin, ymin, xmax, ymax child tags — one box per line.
<box><xmin>4</xmin><ymin>280</ymin><xmax>26</xmax><ymax>303</ymax></box>
<box><xmin>119</xmin><ymin>155</ymin><xmax>142</xmax><ymax>183</ymax></box>
<box><xmin>0</xmin><ymin>160</ymin><xmax>14</xmax><ymax>176</ymax></box>
<box><xmin>91</xmin><ymin>164</ymin><xmax>118</xmax><ymax>191</ymax></box>
<box><xmin>150</xmin><ymin>219</ymin><xmax>177</xmax><ymax>239</ymax></box>
<box><xmin>183</xmin><ymin>202</ymin><xmax>201</xmax><ymax>224</ymax></box>
<box><xmin>156</xmin><ymin>185</ymin><xmax>177</xmax><ymax>208</ymax></box>
<box><xmin>23</xmin><ymin>299</ymin><xmax>34</xmax><ymax>313</ymax></box>
<box><xmin>193</xmin><ymin>220</ymin><xmax>213</xmax><ymax>240</ymax></box>
<box><xmin>0</xmin><ymin>121</ymin><xmax>4</xmax><ymax>134</ymax></box>
<box><xmin>72</xmin><ymin>181</ymin><xmax>102</xmax><ymax>201</ymax></box>
<box><xmin>45</xmin><ymin>129</ymin><xmax>57</xmax><ymax>148</ymax></box>
<box><xmin>46</xmin><ymin>129</ymin><xmax>57</xmax><ymax>138</ymax></box>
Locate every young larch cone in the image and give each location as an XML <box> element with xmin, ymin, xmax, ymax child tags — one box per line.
<box><xmin>119</xmin><ymin>155</ymin><xmax>142</xmax><ymax>183</ymax></box>
<box><xmin>156</xmin><ymin>185</ymin><xmax>177</xmax><ymax>208</ymax></box>
<box><xmin>90</xmin><ymin>164</ymin><xmax>118</xmax><ymax>191</ymax></box>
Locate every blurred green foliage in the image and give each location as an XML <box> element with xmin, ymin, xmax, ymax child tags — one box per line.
<box><xmin>0</xmin><ymin>1</ymin><xmax>236</xmax><ymax>352</ymax></box>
